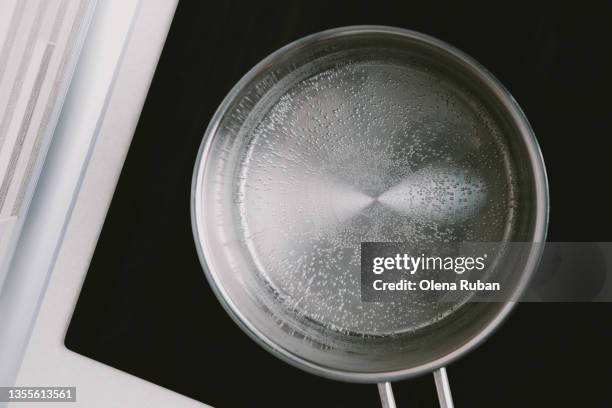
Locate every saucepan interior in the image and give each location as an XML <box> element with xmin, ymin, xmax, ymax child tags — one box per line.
<box><xmin>191</xmin><ymin>26</ymin><xmax>548</xmax><ymax>382</ymax></box>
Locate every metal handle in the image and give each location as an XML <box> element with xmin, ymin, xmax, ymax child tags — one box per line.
<box><xmin>433</xmin><ymin>367</ymin><xmax>454</xmax><ymax>408</ymax></box>
<box><xmin>377</xmin><ymin>367</ymin><xmax>453</xmax><ymax>408</ymax></box>
<box><xmin>377</xmin><ymin>382</ymin><xmax>396</xmax><ymax>408</ymax></box>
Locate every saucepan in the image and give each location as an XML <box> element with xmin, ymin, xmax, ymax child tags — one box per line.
<box><xmin>192</xmin><ymin>26</ymin><xmax>548</xmax><ymax>407</ymax></box>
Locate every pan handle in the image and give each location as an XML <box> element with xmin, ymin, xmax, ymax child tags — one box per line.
<box><xmin>377</xmin><ymin>368</ymin><xmax>454</xmax><ymax>408</ymax></box>
<box><xmin>433</xmin><ymin>367</ymin><xmax>454</xmax><ymax>408</ymax></box>
<box><xmin>377</xmin><ymin>382</ymin><xmax>396</xmax><ymax>408</ymax></box>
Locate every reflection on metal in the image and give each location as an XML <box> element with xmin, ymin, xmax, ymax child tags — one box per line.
<box><xmin>434</xmin><ymin>367</ymin><xmax>454</xmax><ymax>408</ymax></box>
<box><xmin>377</xmin><ymin>382</ymin><xmax>396</xmax><ymax>408</ymax></box>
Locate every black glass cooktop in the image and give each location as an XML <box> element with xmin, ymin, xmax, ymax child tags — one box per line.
<box><xmin>65</xmin><ymin>1</ymin><xmax>612</xmax><ymax>407</ymax></box>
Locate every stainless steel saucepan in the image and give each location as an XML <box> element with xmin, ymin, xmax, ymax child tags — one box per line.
<box><xmin>192</xmin><ymin>26</ymin><xmax>548</xmax><ymax>407</ymax></box>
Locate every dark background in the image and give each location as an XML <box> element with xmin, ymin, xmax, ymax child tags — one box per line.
<box><xmin>65</xmin><ymin>1</ymin><xmax>612</xmax><ymax>406</ymax></box>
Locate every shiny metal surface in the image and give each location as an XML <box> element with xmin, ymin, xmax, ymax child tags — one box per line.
<box><xmin>377</xmin><ymin>382</ymin><xmax>396</xmax><ymax>408</ymax></box>
<box><xmin>434</xmin><ymin>367</ymin><xmax>454</xmax><ymax>408</ymax></box>
<box><xmin>192</xmin><ymin>26</ymin><xmax>548</xmax><ymax>383</ymax></box>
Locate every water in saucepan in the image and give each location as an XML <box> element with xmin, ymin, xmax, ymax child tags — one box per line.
<box><xmin>233</xmin><ymin>58</ymin><xmax>516</xmax><ymax>335</ymax></box>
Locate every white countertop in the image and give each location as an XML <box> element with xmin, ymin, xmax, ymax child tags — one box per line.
<box><xmin>1</xmin><ymin>1</ymin><xmax>208</xmax><ymax>406</ymax></box>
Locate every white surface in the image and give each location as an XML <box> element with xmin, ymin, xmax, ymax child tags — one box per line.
<box><xmin>0</xmin><ymin>217</ymin><xmax>17</xmax><ymax>264</ymax></box>
<box><xmin>2</xmin><ymin>0</ymin><xmax>203</xmax><ymax>406</ymax></box>
<box><xmin>0</xmin><ymin>0</ymin><xmax>135</xmax><ymax>388</ymax></box>
<box><xmin>0</xmin><ymin>0</ymin><xmax>96</xmax><ymax>290</ymax></box>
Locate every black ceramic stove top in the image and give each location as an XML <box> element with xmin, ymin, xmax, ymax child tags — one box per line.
<box><xmin>65</xmin><ymin>1</ymin><xmax>612</xmax><ymax>407</ymax></box>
